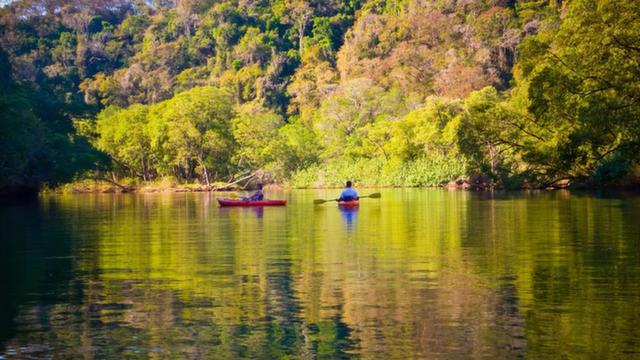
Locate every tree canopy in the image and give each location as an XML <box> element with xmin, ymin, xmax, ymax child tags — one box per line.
<box><xmin>1</xmin><ymin>0</ymin><xmax>638</xmax><ymax>192</ymax></box>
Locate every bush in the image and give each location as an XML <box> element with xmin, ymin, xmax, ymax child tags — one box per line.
<box><xmin>592</xmin><ymin>154</ymin><xmax>632</xmax><ymax>186</ymax></box>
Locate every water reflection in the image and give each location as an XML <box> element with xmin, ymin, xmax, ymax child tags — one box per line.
<box><xmin>1</xmin><ymin>190</ymin><xmax>640</xmax><ymax>359</ymax></box>
<box><xmin>339</xmin><ymin>207</ymin><xmax>358</xmax><ymax>230</ymax></box>
<box><xmin>219</xmin><ymin>205</ymin><xmax>265</xmax><ymax>220</ymax></box>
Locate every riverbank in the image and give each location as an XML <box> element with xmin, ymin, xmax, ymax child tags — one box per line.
<box><xmin>8</xmin><ymin>158</ymin><xmax>640</xmax><ymax>196</ymax></box>
<box><xmin>44</xmin><ymin>179</ymin><xmax>383</xmax><ymax>194</ymax></box>
<box><xmin>41</xmin><ymin>176</ymin><xmax>640</xmax><ymax>195</ymax></box>
<box><xmin>43</xmin><ymin>178</ymin><xmax>246</xmax><ymax>194</ymax></box>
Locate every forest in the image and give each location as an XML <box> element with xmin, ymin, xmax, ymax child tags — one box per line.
<box><xmin>1</xmin><ymin>0</ymin><xmax>639</xmax><ymax>194</ymax></box>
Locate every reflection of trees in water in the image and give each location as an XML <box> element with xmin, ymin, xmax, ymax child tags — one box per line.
<box><xmin>263</xmin><ymin>241</ymin><xmax>355</xmax><ymax>358</ymax></box>
<box><xmin>0</xmin><ymin>198</ymin><xmax>78</xmax><ymax>350</ymax></box>
<box><xmin>493</xmin><ymin>281</ymin><xmax>526</xmax><ymax>354</ymax></box>
<box><xmin>2</xmin><ymin>191</ymin><xmax>640</xmax><ymax>358</ymax></box>
<box><xmin>327</xmin><ymin>191</ymin><xmax>503</xmax><ymax>358</ymax></box>
<box><xmin>264</xmin><ymin>259</ymin><xmax>306</xmax><ymax>358</ymax></box>
<box><xmin>0</xmin><ymin>194</ymin><xmax>356</xmax><ymax>358</ymax></box>
<box><xmin>461</xmin><ymin>191</ymin><xmax>640</xmax><ymax>357</ymax></box>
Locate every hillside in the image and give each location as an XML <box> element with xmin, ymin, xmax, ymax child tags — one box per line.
<box><xmin>1</xmin><ymin>0</ymin><xmax>639</xmax><ymax>193</ymax></box>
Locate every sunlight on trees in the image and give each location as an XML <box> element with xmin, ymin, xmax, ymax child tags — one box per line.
<box><xmin>1</xmin><ymin>0</ymin><xmax>639</xmax><ymax>192</ymax></box>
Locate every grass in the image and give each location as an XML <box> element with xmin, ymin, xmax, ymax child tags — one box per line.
<box><xmin>289</xmin><ymin>156</ymin><xmax>467</xmax><ymax>188</ymax></box>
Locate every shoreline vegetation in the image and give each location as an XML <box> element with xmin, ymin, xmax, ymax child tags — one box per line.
<box><xmin>47</xmin><ymin>166</ymin><xmax>640</xmax><ymax>195</ymax></box>
<box><xmin>2</xmin><ymin>1</ymin><xmax>640</xmax><ymax>197</ymax></box>
<box><xmin>45</xmin><ymin>178</ymin><xmax>640</xmax><ymax>195</ymax></box>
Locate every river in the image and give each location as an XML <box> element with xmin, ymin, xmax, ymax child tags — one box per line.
<box><xmin>1</xmin><ymin>189</ymin><xmax>639</xmax><ymax>359</ymax></box>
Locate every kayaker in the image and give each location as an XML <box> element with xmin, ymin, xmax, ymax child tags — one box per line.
<box><xmin>338</xmin><ymin>181</ymin><xmax>359</xmax><ymax>202</ymax></box>
<box><xmin>244</xmin><ymin>183</ymin><xmax>264</xmax><ymax>201</ymax></box>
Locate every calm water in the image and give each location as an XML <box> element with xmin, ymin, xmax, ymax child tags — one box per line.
<box><xmin>1</xmin><ymin>189</ymin><xmax>640</xmax><ymax>359</ymax></box>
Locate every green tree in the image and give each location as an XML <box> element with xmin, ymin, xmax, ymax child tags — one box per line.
<box><xmin>148</xmin><ymin>86</ymin><xmax>236</xmax><ymax>187</ymax></box>
<box><xmin>93</xmin><ymin>104</ymin><xmax>154</xmax><ymax>180</ymax></box>
<box><xmin>232</xmin><ymin>102</ymin><xmax>285</xmax><ymax>172</ymax></box>
<box><xmin>457</xmin><ymin>87</ymin><xmax>520</xmax><ymax>179</ymax></box>
<box><xmin>515</xmin><ymin>0</ymin><xmax>640</xmax><ymax>182</ymax></box>
<box><xmin>0</xmin><ymin>47</ymin><xmax>98</xmax><ymax>194</ymax></box>
<box><xmin>315</xmin><ymin>79</ymin><xmax>408</xmax><ymax>159</ymax></box>
<box><xmin>386</xmin><ymin>98</ymin><xmax>464</xmax><ymax>161</ymax></box>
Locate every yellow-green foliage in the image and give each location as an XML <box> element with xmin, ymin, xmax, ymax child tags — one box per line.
<box><xmin>3</xmin><ymin>0</ymin><xmax>640</xmax><ymax>192</ymax></box>
<box><xmin>385</xmin><ymin>98</ymin><xmax>464</xmax><ymax>160</ymax></box>
<box><xmin>94</xmin><ymin>104</ymin><xmax>151</xmax><ymax>179</ymax></box>
<box><xmin>232</xmin><ymin>102</ymin><xmax>285</xmax><ymax>170</ymax></box>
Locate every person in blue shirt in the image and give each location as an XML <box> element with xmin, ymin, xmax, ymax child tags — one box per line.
<box><xmin>244</xmin><ymin>183</ymin><xmax>264</xmax><ymax>201</ymax></box>
<box><xmin>339</xmin><ymin>181</ymin><xmax>359</xmax><ymax>201</ymax></box>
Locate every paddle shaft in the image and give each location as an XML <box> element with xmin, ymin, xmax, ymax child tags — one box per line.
<box><xmin>314</xmin><ymin>192</ymin><xmax>381</xmax><ymax>204</ymax></box>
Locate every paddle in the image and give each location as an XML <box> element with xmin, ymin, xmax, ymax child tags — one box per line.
<box><xmin>314</xmin><ymin>192</ymin><xmax>381</xmax><ymax>205</ymax></box>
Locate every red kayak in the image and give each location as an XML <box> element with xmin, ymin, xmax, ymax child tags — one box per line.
<box><xmin>218</xmin><ymin>198</ymin><xmax>287</xmax><ymax>207</ymax></box>
<box><xmin>338</xmin><ymin>200</ymin><xmax>359</xmax><ymax>208</ymax></box>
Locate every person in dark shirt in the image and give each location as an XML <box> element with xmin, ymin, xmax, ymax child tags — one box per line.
<box><xmin>244</xmin><ymin>183</ymin><xmax>264</xmax><ymax>201</ymax></box>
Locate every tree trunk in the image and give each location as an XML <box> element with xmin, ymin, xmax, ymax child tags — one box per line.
<box><xmin>198</xmin><ymin>155</ymin><xmax>211</xmax><ymax>189</ymax></box>
<box><xmin>141</xmin><ymin>158</ymin><xmax>147</xmax><ymax>181</ymax></box>
<box><xmin>488</xmin><ymin>142</ymin><xmax>498</xmax><ymax>176</ymax></box>
<box><xmin>202</xmin><ymin>166</ymin><xmax>210</xmax><ymax>189</ymax></box>
<box><xmin>298</xmin><ymin>15</ymin><xmax>309</xmax><ymax>54</ymax></box>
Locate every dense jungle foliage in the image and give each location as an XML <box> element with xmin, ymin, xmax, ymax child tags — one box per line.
<box><xmin>1</xmin><ymin>0</ymin><xmax>639</xmax><ymax>192</ymax></box>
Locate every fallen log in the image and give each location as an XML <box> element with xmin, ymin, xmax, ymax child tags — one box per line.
<box><xmin>210</xmin><ymin>173</ymin><xmax>255</xmax><ymax>191</ymax></box>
